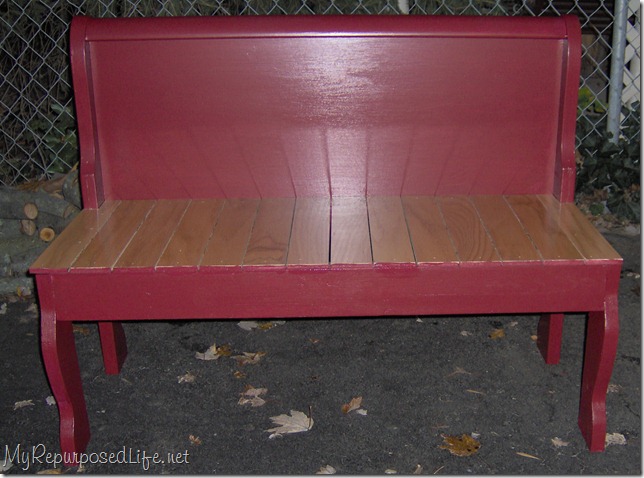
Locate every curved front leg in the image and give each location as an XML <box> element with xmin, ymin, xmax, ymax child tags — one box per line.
<box><xmin>578</xmin><ymin>294</ymin><xmax>619</xmax><ymax>452</ymax></box>
<box><xmin>38</xmin><ymin>276</ymin><xmax>90</xmax><ymax>466</ymax></box>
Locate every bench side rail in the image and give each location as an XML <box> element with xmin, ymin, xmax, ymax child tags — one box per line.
<box><xmin>70</xmin><ymin>15</ymin><xmax>581</xmax><ymax>207</ymax></box>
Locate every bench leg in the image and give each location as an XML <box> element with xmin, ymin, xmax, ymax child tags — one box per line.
<box><xmin>98</xmin><ymin>322</ymin><xmax>128</xmax><ymax>375</ymax></box>
<box><xmin>578</xmin><ymin>294</ymin><xmax>619</xmax><ymax>452</ymax></box>
<box><xmin>537</xmin><ymin>313</ymin><xmax>564</xmax><ymax>364</ymax></box>
<box><xmin>39</xmin><ymin>278</ymin><xmax>90</xmax><ymax>466</ymax></box>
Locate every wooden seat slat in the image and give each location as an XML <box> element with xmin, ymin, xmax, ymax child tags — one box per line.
<box><xmin>115</xmin><ymin>200</ymin><xmax>190</xmax><ymax>269</ymax></box>
<box><xmin>157</xmin><ymin>199</ymin><xmax>225</xmax><ymax>268</ymax></box>
<box><xmin>506</xmin><ymin>195</ymin><xmax>584</xmax><ymax>261</ymax></box>
<box><xmin>30</xmin><ymin>201</ymin><xmax>120</xmax><ymax>272</ymax></box>
<box><xmin>287</xmin><ymin>197</ymin><xmax>331</xmax><ymax>266</ymax></box>
<box><xmin>201</xmin><ymin>198</ymin><xmax>259</xmax><ymax>267</ymax></box>
<box><xmin>330</xmin><ymin>197</ymin><xmax>372</xmax><ymax>265</ymax></box>
<box><xmin>472</xmin><ymin>195</ymin><xmax>542</xmax><ymax>262</ymax></box>
<box><xmin>438</xmin><ymin>196</ymin><xmax>501</xmax><ymax>263</ymax></box>
<box><xmin>243</xmin><ymin>197</ymin><xmax>295</xmax><ymax>266</ymax></box>
<box><xmin>537</xmin><ymin>195</ymin><xmax>622</xmax><ymax>261</ymax></box>
<box><xmin>71</xmin><ymin>200</ymin><xmax>155</xmax><ymax>270</ymax></box>
<box><xmin>401</xmin><ymin>196</ymin><xmax>458</xmax><ymax>264</ymax></box>
<box><xmin>367</xmin><ymin>196</ymin><xmax>415</xmax><ymax>264</ymax></box>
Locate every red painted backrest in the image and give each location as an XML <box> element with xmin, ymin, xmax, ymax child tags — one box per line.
<box><xmin>71</xmin><ymin>15</ymin><xmax>581</xmax><ymax>208</ymax></box>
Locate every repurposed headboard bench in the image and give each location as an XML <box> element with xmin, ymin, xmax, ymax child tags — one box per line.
<box><xmin>31</xmin><ymin>14</ymin><xmax>622</xmax><ymax>464</ymax></box>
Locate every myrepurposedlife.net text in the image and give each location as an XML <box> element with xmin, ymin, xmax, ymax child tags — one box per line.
<box><xmin>3</xmin><ymin>444</ymin><xmax>190</xmax><ymax>471</ymax></box>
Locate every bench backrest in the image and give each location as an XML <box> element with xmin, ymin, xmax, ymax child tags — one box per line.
<box><xmin>70</xmin><ymin>15</ymin><xmax>581</xmax><ymax>208</ymax></box>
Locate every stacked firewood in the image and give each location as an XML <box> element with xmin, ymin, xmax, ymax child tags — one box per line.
<box><xmin>0</xmin><ymin>169</ymin><xmax>81</xmax><ymax>296</ymax></box>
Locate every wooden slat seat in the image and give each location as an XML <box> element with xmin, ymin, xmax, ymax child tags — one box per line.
<box><xmin>31</xmin><ymin>195</ymin><xmax>620</xmax><ymax>274</ymax></box>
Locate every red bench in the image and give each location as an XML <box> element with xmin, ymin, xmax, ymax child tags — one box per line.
<box><xmin>31</xmin><ymin>14</ymin><xmax>622</xmax><ymax>464</ymax></box>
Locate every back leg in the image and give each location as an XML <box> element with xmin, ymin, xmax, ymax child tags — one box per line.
<box><xmin>537</xmin><ymin>313</ymin><xmax>564</xmax><ymax>364</ymax></box>
<box><xmin>98</xmin><ymin>322</ymin><xmax>128</xmax><ymax>375</ymax></box>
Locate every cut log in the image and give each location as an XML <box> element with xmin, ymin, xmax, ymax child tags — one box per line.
<box><xmin>23</xmin><ymin>202</ymin><xmax>38</xmax><ymax>220</ymax></box>
<box><xmin>0</xmin><ymin>187</ymin><xmax>76</xmax><ymax>219</ymax></box>
<box><xmin>39</xmin><ymin>227</ymin><xmax>56</xmax><ymax>243</ymax></box>
<box><xmin>0</xmin><ymin>219</ymin><xmax>35</xmax><ymax>239</ymax></box>
<box><xmin>20</xmin><ymin>219</ymin><xmax>36</xmax><ymax>236</ymax></box>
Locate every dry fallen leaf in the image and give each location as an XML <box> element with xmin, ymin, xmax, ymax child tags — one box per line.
<box><xmin>551</xmin><ymin>437</ymin><xmax>569</xmax><ymax>447</ymax></box>
<box><xmin>316</xmin><ymin>465</ymin><xmax>337</xmax><ymax>474</ymax></box>
<box><xmin>465</xmin><ymin>389</ymin><xmax>485</xmax><ymax>395</ymax></box>
<box><xmin>195</xmin><ymin>340</ymin><xmax>232</xmax><ymax>361</ymax></box>
<box><xmin>488</xmin><ymin>328</ymin><xmax>505</xmax><ymax>339</ymax></box>
<box><xmin>516</xmin><ymin>452</ymin><xmax>541</xmax><ymax>460</ymax></box>
<box><xmin>460</xmin><ymin>330</ymin><xmax>473</xmax><ymax>337</ymax></box>
<box><xmin>72</xmin><ymin>325</ymin><xmax>90</xmax><ymax>336</ymax></box>
<box><xmin>605</xmin><ymin>432</ymin><xmax>627</xmax><ymax>446</ymax></box>
<box><xmin>45</xmin><ymin>396</ymin><xmax>56</xmax><ymax>406</ymax></box>
<box><xmin>0</xmin><ymin>303</ymin><xmax>7</xmax><ymax>315</ymax></box>
<box><xmin>384</xmin><ymin>469</ymin><xmax>397</xmax><ymax>474</ymax></box>
<box><xmin>36</xmin><ymin>469</ymin><xmax>64</xmax><ymax>474</ymax></box>
<box><xmin>530</xmin><ymin>334</ymin><xmax>538</xmax><ymax>342</ymax></box>
<box><xmin>412</xmin><ymin>464</ymin><xmax>423</xmax><ymax>474</ymax></box>
<box><xmin>233</xmin><ymin>351</ymin><xmax>266</xmax><ymax>366</ymax></box>
<box><xmin>177</xmin><ymin>372</ymin><xmax>196</xmax><ymax>384</ymax></box>
<box><xmin>440</xmin><ymin>434</ymin><xmax>481</xmax><ymax>457</ymax></box>
<box><xmin>238</xmin><ymin>385</ymin><xmax>268</xmax><ymax>407</ymax></box>
<box><xmin>607</xmin><ymin>383</ymin><xmax>622</xmax><ymax>393</ymax></box>
<box><xmin>238</xmin><ymin>320</ymin><xmax>285</xmax><ymax>331</ymax></box>
<box><xmin>266</xmin><ymin>410</ymin><xmax>313</xmax><ymax>438</ymax></box>
<box><xmin>342</xmin><ymin>396</ymin><xmax>362</xmax><ymax>414</ymax></box>
<box><xmin>233</xmin><ymin>371</ymin><xmax>246</xmax><ymax>379</ymax></box>
<box><xmin>14</xmin><ymin>399</ymin><xmax>34</xmax><ymax>410</ymax></box>
<box><xmin>447</xmin><ymin>366</ymin><xmax>472</xmax><ymax>377</ymax></box>
<box><xmin>189</xmin><ymin>434</ymin><xmax>202</xmax><ymax>445</ymax></box>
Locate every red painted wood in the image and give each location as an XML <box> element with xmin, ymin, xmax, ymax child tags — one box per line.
<box><xmin>554</xmin><ymin>15</ymin><xmax>582</xmax><ymax>202</ymax></box>
<box><xmin>37</xmin><ymin>275</ymin><xmax>90</xmax><ymax>466</ymax></box>
<box><xmin>70</xmin><ymin>15</ymin><xmax>578</xmax><ymax>202</ymax></box>
<box><xmin>578</xmin><ymin>271</ymin><xmax>620</xmax><ymax>452</ymax></box>
<box><xmin>537</xmin><ymin>313</ymin><xmax>564</xmax><ymax>364</ymax></box>
<box><xmin>98</xmin><ymin>322</ymin><xmax>127</xmax><ymax>375</ymax></box>
<box><xmin>46</xmin><ymin>261</ymin><xmax>619</xmax><ymax>322</ymax></box>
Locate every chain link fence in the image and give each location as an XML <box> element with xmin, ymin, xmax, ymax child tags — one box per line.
<box><xmin>1</xmin><ymin>0</ymin><xmax>640</xmax><ymax>186</ymax></box>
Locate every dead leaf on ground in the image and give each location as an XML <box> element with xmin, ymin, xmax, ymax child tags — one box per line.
<box><xmin>607</xmin><ymin>383</ymin><xmax>622</xmax><ymax>393</ymax></box>
<box><xmin>447</xmin><ymin>366</ymin><xmax>472</xmax><ymax>377</ymax></box>
<box><xmin>14</xmin><ymin>399</ymin><xmax>34</xmax><ymax>410</ymax></box>
<box><xmin>316</xmin><ymin>465</ymin><xmax>336</xmax><ymax>474</ymax></box>
<box><xmin>72</xmin><ymin>325</ymin><xmax>90</xmax><ymax>336</ymax></box>
<box><xmin>0</xmin><ymin>303</ymin><xmax>6</xmax><ymax>315</ymax></box>
<box><xmin>384</xmin><ymin>469</ymin><xmax>397</xmax><ymax>474</ymax></box>
<box><xmin>237</xmin><ymin>320</ymin><xmax>285</xmax><ymax>331</ymax></box>
<box><xmin>341</xmin><ymin>396</ymin><xmax>362</xmax><ymax>414</ymax></box>
<box><xmin>530</xmin><ymin>334</ymin><xmax>538</xmax><ymax>342</ymax></box>
<box><xmin>460</xmin><ymin>330</ymin><xmax>473</xmax><ymax>337</ymax></box>
<box><xmin>266</xmin><ymin>410</ymin><xmax>313</xmax><ymax>438</ymax></box>
<box><xmin>189</xmin><ymin>434</ymin><xmax>202</xmax><ymax>445</ymax></box>
<box><xmin>465</xmin><ymin>389</ymin><xmax>485</xmax><ymax>395</ymax></box>
<box><xmin>233</xmin><ymin>351</ymin><xmax>266</xmax><ymax>366</ymax></box>
<box><xmin>440</xmin><ymin>434</ymin><xmax>481</xmax><ymax>457</ymax></box>
<box><xmin>551</xmin><ymin>437</ymin><xmax>569</xmax><ymax>447</ymax></box>
<box><xmin>412</xmin><ymin>464</ymin><xmax>423</xmax><ymax>474</ymax></box>
<box><xmin>45</xmin><ymin>396</ymin><xmax>56</xmax><ymax>406</ymax></box>
<box><xmin>177</xmin><ymin>372</ymin><xmax>196</xmax><ymax>384</ymax></box>
<box><xmin>238</xmin><ymin>385</ymin><xmax>268</xmax><ymax>407</ymax></box>
<box><xmin>605</xmin><ymin>432</ymin><xmax>627</xmax><ymax>446</ymax></box>
<box><xmin>233</xmin><ymin>371</ymin><xmax>246</xmax><ymax>379</ymax></box>
<box><xmin>516</xmin><ymin>452</ymin><xmax>541</xmax><ymax>460</ymax></box>
<box><xmin>488</xmin><ymin>328</ymin><xmax>505</xmax><ymax>339</ymax></box>
<box><xmin>195</xmin><ymin>340</ymin><xmax>232</xmax><ymax>361</ymax></box>
<box><xmin>36</xmin><ymin>468</ymin><xmax>64</xmax><ymax>474</ymax></box>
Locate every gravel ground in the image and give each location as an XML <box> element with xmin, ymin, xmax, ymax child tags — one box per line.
<box><xmin>0</xmin><ymin>232</ymin><xmax>640</xmax><ymax>474</ymax></box>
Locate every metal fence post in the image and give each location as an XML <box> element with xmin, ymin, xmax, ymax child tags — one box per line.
<box><xmin>607</xmin><ymin>0</ymin><xmax>629</xmax><ymax>143</ymax></box>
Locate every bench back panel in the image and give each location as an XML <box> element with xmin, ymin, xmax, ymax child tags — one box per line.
<box><xmin>71</xmin><ymin>15</ymin><xmax>581</xmax><ymax>206</ymax></box>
